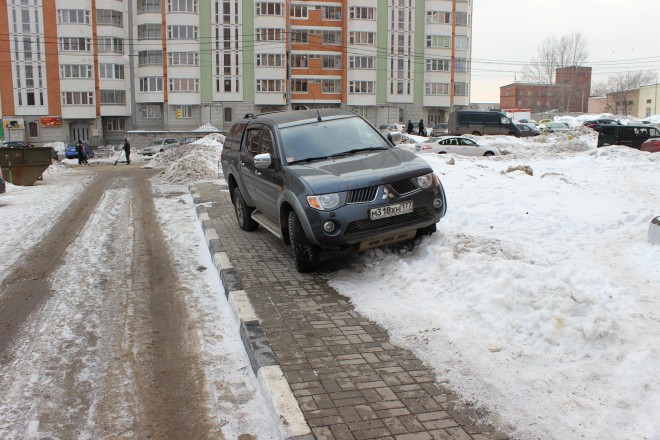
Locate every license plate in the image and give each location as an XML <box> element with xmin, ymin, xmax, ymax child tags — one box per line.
<box><xmin>370</xmin><ymin>201</ymin><xmax>413</xmax><ymax>220</ymax></box>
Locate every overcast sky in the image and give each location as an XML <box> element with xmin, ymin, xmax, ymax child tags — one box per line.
<box><xmin>470</xmin><ymin>0</ymin><xmax>660</xmax><ymax>103</ymax></box>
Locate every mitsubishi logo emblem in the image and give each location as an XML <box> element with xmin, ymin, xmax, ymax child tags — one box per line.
<box><xmin>382</xmin><ymin>187</ymin><xmax>395</xmax><ymax>200</ymax></box>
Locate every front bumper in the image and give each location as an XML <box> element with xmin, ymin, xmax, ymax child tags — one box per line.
<box><xmin>303</xmin><ymin>183</ymin><xmax>446</xmax><ymax>250</ymax></box>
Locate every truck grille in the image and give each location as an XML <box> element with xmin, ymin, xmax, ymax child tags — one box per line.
<box><xmin>345</xmin><ymin>207</ymin><xmax>432</xmax><ymax>235</ymax></box>
<box><xmin>346</xmin><ymin>186</ymin><xmax>378</xmax><ymax>204</ymax></box>
<box><xmin>388</xmin><ymin>178</ymin><xmax>418</xmax><ymax>195</ymax></box>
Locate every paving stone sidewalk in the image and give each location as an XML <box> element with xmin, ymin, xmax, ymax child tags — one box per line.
<box><xmin>194</xmin><ymin>182</ymin><xmax>508</xmax><ymax>440</ymax></box>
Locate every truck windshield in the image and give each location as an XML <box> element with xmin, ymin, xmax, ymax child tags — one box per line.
<box><xmin>280</xmin><ymin>117</ymin><xmax>389</xmax><ymax>164</ymax></box>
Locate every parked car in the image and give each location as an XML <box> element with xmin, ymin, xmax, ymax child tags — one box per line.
<box><xmin>221</xmin><ymin>109</ymin><xmax>448</xmax><ymax>272</ymax></box>
<box><xmin>2</xmin><ymin>141</ymin><xmax>33</xmax><ymax>148</ymax></box>
<box><xmin>538</xmin><ymin>119</ymin><xmax>553</xmax><ymax>126</ymax></box>
<box><xmin>542</xmin><ymin>122</ymin><xmax>570</xmax><ymax>133</ymax></box>
<box><xmin>517</xmin><ymin>119</ymin><xmax>538</xmax><ymax>126</ymax></box>
<box><xmin>598</xmin><ymin>124</ymin><xmax>660</xmax><ymax>149</ymax></box>
<box><xmin>583</xmin><ymin>119</ymin><xmax>620</xmax><ymax>131</ymax></box>
<box><xmin>448</xmin><ymin>111</ymin><xmax>521</xmax><ymax>137</ymax></box>
<box><xmin>0</xmin><ymin>165</ymin><xmax>5</xmax><ymax>193</ymax></box>
<box><xmin>641</xmin><ymin>137</ymin><xmax>660</xmax><ymax>153</ymax></box>
<box><xmin>378</xmin><ymin>123</ymin><xmax>404</xmax><ymax>133</ymax></box>
<box><xmin>65</xmin><ymin>142</ymin><xmax>94</xmax><ymax>159</ymax></box>
<box><xmin>138</xmin><ymin>138</ymin><xmax>180</xmax><ymax>155</ymax></box>
<box><xmin>430</xmin><ymin>123</ymin><xmax>449</xmax><ymax>137</ymax></box>
<box><xmin>415</xmin><ymin>136</ymin><xmax>499</xmax><ymax>156</ymax></box>
<box><xmin>516</xmin><ymin>123</ymin><xmax>541</xmax><ymax>137</ymax></box>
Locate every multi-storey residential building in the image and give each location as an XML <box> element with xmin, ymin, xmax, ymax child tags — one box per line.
<box><xmin>0</xmin><ymin>0</ymin><xmax>472</xmax><ymax>146</ymax></box>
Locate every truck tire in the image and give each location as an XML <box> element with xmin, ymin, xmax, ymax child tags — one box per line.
<box><xmin>288</xmin><ymin>211</ymin><xmax>320</xmax><ymax>273</ymax></box>
<box><xmin>233</xmin><ymin>188</ymin><xmax>259</xmax><ymax>231</ymax></box>
<box><xmin>416</xmin><ymin>223</ymin><xmax>437</xmax><ymax>237</ymax></box>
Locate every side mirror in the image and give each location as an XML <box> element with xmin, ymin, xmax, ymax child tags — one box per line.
<box><xmin>254</xmin><ymin>153</ymin><xmax>272</xmax><ymax>169</ymax></box>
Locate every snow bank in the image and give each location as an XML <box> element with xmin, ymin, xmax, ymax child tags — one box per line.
<box><xmin>143</xmin><ymin>135</ymin><xmax>224</xmax><ymax>184</ymax></box>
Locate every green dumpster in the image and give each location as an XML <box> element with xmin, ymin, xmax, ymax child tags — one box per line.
<box><xmin>0</xmin><ymin>147</ymin><xmax>53</xmax><ymax>186</ymax></box>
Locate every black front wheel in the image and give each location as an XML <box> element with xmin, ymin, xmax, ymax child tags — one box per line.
<box><xmin>483</xmin><ymin>151</ymin><xmax>495</xmax><ymax>157</ymax></box>
<box><xmin>233</xmin><ymin>188</ymin><xmax>259</xmax><ymax>231</ymax></box>
<box><xmin>288</xmin><ymin>211</ymin><xmax>320</xmax><ymax>273</ymax></box>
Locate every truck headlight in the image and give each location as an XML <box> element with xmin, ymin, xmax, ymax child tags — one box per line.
<box><xmin>307</xmin><ymin>193</ymin><xmax>340</xmax><ymax>211</ymax></box>
<box><xmin>414</xmin><ymin>173</ymin><xmax>436</xmax><ymax>189</ymax></box>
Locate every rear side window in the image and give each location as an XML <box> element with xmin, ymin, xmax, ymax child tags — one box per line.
<box><xmin>468</xmin><ymin>113</ymin><xmax>483</xmax><ymax>125</ymax></box>
<box><xmin>457</xmin><ymin>112</ymin><xmax>467</xmax><ymax>124</ymax></box>
<box><xmin>483</xmin><ymin>114</ymin><xmax>499</xmax><ymax>125</ymax></box>
<box><xmin>226</xmin><ymin>122</ymin><xmax>247</xmax><ymax>151</ymax></box>
<box><xmin>600</xmin><ymin>126</ymin><xmax>616</xmax><ymax>135</ymax></box>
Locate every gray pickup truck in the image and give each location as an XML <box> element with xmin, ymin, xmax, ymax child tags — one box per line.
<box><xmin>220</xmin><ymin>109</ymin><xmax>448</xmax><ymax>272</ymax></box>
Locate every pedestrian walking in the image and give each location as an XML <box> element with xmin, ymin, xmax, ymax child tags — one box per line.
<box><xmin>418</xmin><ymin>119</ymin><xmax>425</xmax><ymax>136</ymax></box>
<box><xmin>123</xmin><ymin>138</ymin><xmax>131</xmax><ymax>165</ymax></box>
<box><xmin>407</xmin><ymin>120</ymin><xmax>413</xmax><ymax>134</ymax></box>
<box><xmin>75</xmin><ymin>140</ymin><xmax>85</xmax><ymax>165</ymax></box>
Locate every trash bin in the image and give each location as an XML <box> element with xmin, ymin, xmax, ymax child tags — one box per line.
<box><xmin>0</xmin><ymin>147</ymin><xmax>53</xmax><ymax>186</ymax></box>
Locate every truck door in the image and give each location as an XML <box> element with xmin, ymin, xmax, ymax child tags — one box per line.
<box><xmin>253</xmin><ymin>127</ymin><xmax>283</xmax><ymax>221</ymax></box>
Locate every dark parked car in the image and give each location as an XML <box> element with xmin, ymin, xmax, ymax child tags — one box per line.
<box><xmin>2</xmin><ymin>141</ymin><xmax>32</xmax><ymax>148</ymax></box>
<box><xmin>65</xmin><ymin>142</ymin><xmax>94</xmax><ymax>159</ymax></box>
<box><xmin>583</xmin><ymin>119</ymin><xmax>620</xmax><ymax>131</ymax></box>
<box><xmin>221</xmin><ymin>109</ymin><xmax>448</xmax><ymax>272</ymax></box>
<box><xmin>0</xmin><ymin>165</ymin><xmax>5</xmax><ymax>193</ymax></box>
<box><xmin>598</xmin><ymin>124</ymin><xmax>660</xmax><ymax>149</ymax></box>
<box><xmin>516</xmin><ymin>123</ymin><xmax>541</xmax><ymax>137</ymax></box>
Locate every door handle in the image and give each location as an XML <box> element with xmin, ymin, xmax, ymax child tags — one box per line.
<box><xmin>255</xmin><ymin>171</ymin><xmax>262</xmax><ymax>176</ymax></box>
<box><xmin>240</xmin><ymin>161</ymin><xmax>246</xmax><ymax>167</ymax></box>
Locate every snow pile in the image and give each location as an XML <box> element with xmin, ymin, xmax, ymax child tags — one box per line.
<box><xmin>192</xmin><ymin>132</ymin><xmax>225</xmax><ymax>146</ymax></box>
<box><xmin>43</xmin><ymin>141</ymin><xmax>67</xmax><ymax>155</ymax></box>
<box><xmin>194</xmin><ymin>123</ymin><xmax>220</xmax><ymax>132</ymax></box>
<box><xmin>144</xmin><ymin>137</ymin><xmax>224</xmax><ymax>184</ymax></box>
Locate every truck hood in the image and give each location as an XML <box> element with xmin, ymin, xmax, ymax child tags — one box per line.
<box><xmin>286</xmin><ymin>148</ymin><xmax>433</xmax><ymax>194</ymax></box>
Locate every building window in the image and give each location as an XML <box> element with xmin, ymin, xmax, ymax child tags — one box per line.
<box><xmin>168</xmin><ymin>0</ymin><xmax>198</xmax><ymax>12</ymax></box>
<box><xmin>349</xmin><ymin>56</ymin><xmax>374</xmax><ymax>69</ymax></box>
<box><xmin>255</xmin><ymin>2</ymin><xmax>283</xmax><ymax>15</ymax></box>
<box><xmin>455</xmin><ymin>36</ymin><xmax>469</xmax><ymax>49</ymax></box>
<box><xmin>291</xmin><ymin>54</ymin><xmax>307</xmax><ymax>67</ymax></box>
<box><xmin>256</xmin><ymin>53</ymin><xmax>284</xmax><ymax>67</ymax></box>
<box><xmin>106</xmin><ymin>118</ymin><xmax>126</xmax><ymax>131</ymax></box>
<box><xmin>455</xmin><ymin>11</ymin><xmax>469</xmax><ymax>26</ymax></box>
<box><xmin>455</xmin><ymin>58</ymin><xmax>469</xmax><ymax>72</ymax></box>
<box><xmin>322</xmin><ymin>55</ymin><xmax>341</xmax><ymax>68</ymax></box>
<box><xmin>425</xmin><ymin>83</ymin><xmax>449</xmax><ymax>95</ymax></box>
<box><xmin>28</xmin><ymin>121</ymin><xmax>39</xmax><ymax>138</ymax></box>
<box><xmin>99</xmin><ymin>64</ymin><xmax>125</xmax><ymax>79</ymax></box>
<box><xmin>349</xmin><ymin>81</ymin><xmax>374</xmax><ymax>94</ymax></box>
<box><xmin>138</xmin><ymin>0</ymin><xmax>162</xmax><ymax>13</ymax></box>
<box><xmin>141</xmin><ymin>104</ymin><xmax>162</xmax><ymax>119</ymax></box>
<box><xmin>224</xmin><ymin>107</ymin><xmax>232</xmax><ymax>123</ymax></box>
<box><xmin>454</xmin><ymin>82</ymin><xmax>468</xmax><ymax>96</ymax></box>
<box><xmin>61</xmin><ymin>91</ymin><xmax>95</xmax><ymax>105</ymax></box>
<box><xmin>426</xmin><ymin>35</ymin><xmax>451</xmax><ymax>48</ymax></box>
<box><xmin>167</xmin><ymin>25</ymin><xmax>198</xmax><ymax>39</ymax></box>
<box><xmin>139</xmin><ymin>77</ymin><xmax>164</xmax><ymax>92</ymax></box>
<box><xmin>169</xmin><ymin>78</ymin><xmax>199</xmax><ymax>92</ymax></box>
<box><xmin>60</xmin><ymin>64</ymin><xmax>94</xmax><ymax>78</ymax></box>
<box><xmin>59</xmin><ymin>37</ymin><xmax>92</xmax><ymax>52</ymax></box>
<box><xmin>349</xmin><ymin>7</ymin><xmax>374</xmax><ymax>20</ymax></box>
<box><xmin>321</xmin><ymin>30</ymin><xmax>341</xmax><ymax>45</ymax></box>
<box><xmin>322</xmin><ymin>79</ymin><xmax>340</xmax><ymax>93</ymax></box>
<box><xmin>97</xmin><ymin>9</ymin><xmax>123</xmax><ymax>27</ymax></box>
<box><xmin>426</xmin><ymin>11</ymin><xmax>450</xmax><ymax>24</ymax></box>
<box><xmin>100</xmin><ymin>90</ymin><xmax>126</xmax><ymax>105</ymax></box>
<box><xmin>256</xmin><ymin>28</ymin><xmax>283</xmax><ymax>41</ymax></box>
<box><xmin>138</xmin><ymin>24</ymin><xmax>162</xmax><ymax>39</ymax></box>
<box><xmin>139</xmin><ymin>50</ymin><xmax>163</xmax><ymax>66</ymax></box>
<box><xmin>323</xmin><ymin>6</ymin><xmax>341</xmax><ymax>20</ymax></box>
<box><xmin>349</xmin><ymin>32</ymin><xmax>374</xmax><ymax>45</ymax></box>
<box><xmin>291</xmin><ymin>29</ymin><xmax>308</xmax><ymax>43</ymax></box>
<box><xmin>98</xmin><ymin>37</ymin><xmax>124</xmax><ymax>53</ymax></box>
<box><xmin>256</xmin><ymin>79</ymin><xmax>284</xmax><ymax>92</ymax></box>
<box><xmin>168</xmin><ymin>52</ymin><xmax>199</xmax><ymax>65</ymax></box>
<box><xmin>57</xmin><ymin>9</ymin><xmax>90</xmax><ymax>24</ymax></box>
<box><xmin>291</xmin><ymin>79</ymin><xmax>308</xmax><ymax>92</ymax></box>
<box><xmin>426</xmin><ymin>59</ymin><xmax>450</xmax><ymax>72</ymax></box>
<box><xmin>290</xmin><ymin>5</ymin><xmax>307</xmax><ymax>18</ymax></box>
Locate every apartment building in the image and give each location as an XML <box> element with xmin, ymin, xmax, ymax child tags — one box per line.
<box><xmin>0</xmin><ymin>0</ymin><xmax>472</xmax><ymax>146</ymax></box>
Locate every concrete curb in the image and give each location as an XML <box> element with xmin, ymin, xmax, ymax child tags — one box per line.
<box><xmin>189</xmin><ymin>186</ymin><xmax>312</xmax><ymax>440</ymax></box>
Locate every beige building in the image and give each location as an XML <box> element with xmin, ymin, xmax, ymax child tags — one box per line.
<box><xmin>638</xmin><ymin>83</ymin><xmax>660</xmax><ymax>118</ymax></box>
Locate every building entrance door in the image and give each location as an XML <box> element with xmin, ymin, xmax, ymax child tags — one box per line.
<box><xmin>70</xmin><ymin>122</ymin><xmax>90</xmax><ymax>143</ymax></box>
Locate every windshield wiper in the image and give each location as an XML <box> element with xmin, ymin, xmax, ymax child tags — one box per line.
<box><xmin>330</xmin><ymin>147</ymin><xmax>389</xmax><ymax>157</ymax></box>
<box><xmin>288</xmin><ymin>156</ymin><xmax>332</xmax><ymax>165</ymax></box>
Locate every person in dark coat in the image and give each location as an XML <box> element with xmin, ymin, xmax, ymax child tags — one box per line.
<box><xmin>407</xmin><ymin>120</ymin><xmax>413</xmax><ymax>134</ymax></box>
<box><xmin>418</xmin><ymin>119</ymin><xmax>425</xmax><ymax>136</ymax></box>
<box><xmin>123</xmin><ymin>138</ymin><xmax>131</xmax><ymax>165</ymax></box>
<box><xmin>75</xmin><ymin>140</ymin><xmax>85</xmax><ymax>165</ymax></box>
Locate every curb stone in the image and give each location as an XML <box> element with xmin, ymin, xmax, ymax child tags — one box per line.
<box><xmin>189</xmin><ymin>185</ymin><xmax>313</xmax><ymax>440</ymax></box>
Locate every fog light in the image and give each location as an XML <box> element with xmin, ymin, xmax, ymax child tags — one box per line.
<box><xmin>323</xmin><ymin>221</ymin><xmax>335</xmax><ymax>233</ymax></box>
<box><xmin>433</xmin><ymin>198</ymin><xmax>443</xmax><ymax>209</ymax></box>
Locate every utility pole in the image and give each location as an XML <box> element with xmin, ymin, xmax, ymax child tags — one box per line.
<box><xmin>286</xmin><ymin>23</ymin><xmax>292</xmax><ymax>111</ymax></box>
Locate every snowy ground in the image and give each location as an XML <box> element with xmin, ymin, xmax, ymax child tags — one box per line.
<box><xmin>3</xmin><ymin>127</ymin><xmax>660</xmax><ymax>439</ymax></box>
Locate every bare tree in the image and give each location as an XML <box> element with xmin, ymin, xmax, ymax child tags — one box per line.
<box><xmin>522</xmin><ymin>32</ymin><xmax>589</xmax><ymax>84</ymax></box>
<box><xmin>603</xmin><ymin>70</ymin><xmax>656</xmax><ymax>115</ymax></box>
